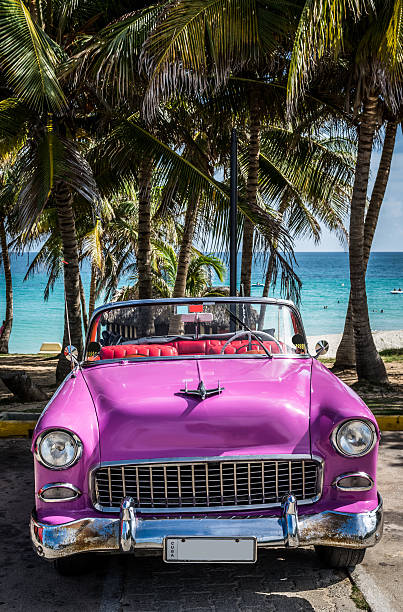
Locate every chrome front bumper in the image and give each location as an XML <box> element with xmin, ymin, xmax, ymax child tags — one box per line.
<box><xmin>31</xmin><ymin>494</ymin><xmax>383</xmax><ymax>560</ymax></box>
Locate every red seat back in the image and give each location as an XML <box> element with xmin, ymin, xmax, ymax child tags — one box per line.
<box><xmin>99</xmin><ymin>339</ymin><xmax>282</xmax><ymax>360</ymax></box>
<box><xmin>99</xmin><ymin>344</ymin><xmax>178</xmax><ymax>360</ymax></box>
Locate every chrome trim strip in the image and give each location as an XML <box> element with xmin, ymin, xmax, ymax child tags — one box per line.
<box><xmin>37</xmin><ymin>483</ymin><xmax>82</xmax><ymax>503</ymax></box>
<box><xmin>332</xmin><ymin>472</ymin><xmax>374</xmax><ymax>492</ymax></box>
<box><xmin>330</xmin><ymin>419</ymin><xmax>378</xmax><ymax>458</ymax></box>
<box><xmin>108</xmin><ymin>467</ymin><xmax>112</xmax><ymax>506</ymax></box>
<box><xmin>30</xmin><ymin>494</ymin><xmax>383</xmax><ymax>560</ymax></box>
<box><xmin>34</xmin><ymin>429</ymin><xmax>83</xmax><ymax>471</ymax></box>
<box><xmin>191</xmin><ymin>465</ymin><xmax>196</xmax><ymax>506</ymax></box>
<box><xmin>92</xmin><ymin>453</ymin><xmax>321</xmax><ymax>466</ymax></box>
<box><xmin>89</xmin><ymin>455</ymin><xmax>324</xmax><ymax>514</ymax></box>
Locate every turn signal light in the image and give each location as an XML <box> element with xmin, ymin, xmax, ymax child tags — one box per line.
<box><xmin>38</xmin><ymin>483</ymin><xmax>81</xmax><ymax>502</ymax></box>
<box><xmin>333</xmin><ymin>473</ymin><xmax>374</xmax><ymax>491</ymax></box>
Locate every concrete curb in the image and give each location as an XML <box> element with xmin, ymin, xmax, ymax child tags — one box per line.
<box><xmin>375</xmin><ymin>414</ymin><xmax>403</xmax><ymax>431</ymax></box>
<box><xmin>0</xmin><ymin>414</ymin><xmax>402</xmax><ymax>437</ymax></box>
<box><xmin>0</xmin><ymin>420</ymin><xmax>37</xmax><ymax>437</ymax></box>
<box><xmin>348</xmin><ymin>566</ymin><xmax>396</xmax><ymax>612</ymax></box>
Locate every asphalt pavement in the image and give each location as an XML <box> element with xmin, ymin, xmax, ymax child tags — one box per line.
<box><xmin>0</xmin><ymin>435</ymin><xmax>400</xmax><ymax>612</ymax></box>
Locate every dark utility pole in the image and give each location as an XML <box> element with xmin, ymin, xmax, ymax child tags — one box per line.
<box><xmin>230</xmin><ymin>128</ymin><xmax>238</xmax><ymax>297</ymax></box>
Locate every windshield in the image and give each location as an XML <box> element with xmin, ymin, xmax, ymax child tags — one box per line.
<box><xmin>85</xmin><ymin>300</ymin><xmax>307</xmax><ymax>362</ymax></box>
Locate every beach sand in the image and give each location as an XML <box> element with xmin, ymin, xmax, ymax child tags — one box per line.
<box><xmin>307</xmin><ymin>329</ymin><xmax>403</xmax><ymax>358</ymax></box>
<box><xmin>0</xmin><ymin>354</ymin><xmax>57</xmax><ymax>416</ymax></box>
<box><xmin>0</xmin><ymin>343</ymin><xmax>402</xmax><ymax>417</ymax></box>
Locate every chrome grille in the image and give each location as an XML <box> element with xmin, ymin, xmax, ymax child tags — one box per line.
<box><xmin>93</xmin><ymin>458</ymin><xmax>321</xmax><ymax>512</ymax></box>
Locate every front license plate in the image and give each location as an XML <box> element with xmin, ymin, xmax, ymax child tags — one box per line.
<box><xmin>164</xmin><ymin>537</ymin><xmax>257</xmax><ymax>563</ymax></box>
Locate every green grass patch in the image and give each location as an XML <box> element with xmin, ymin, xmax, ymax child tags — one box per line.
<box><xmin>378</xmin><ymin>348</ymin><xmax>403</xmax><ymax>362</ymax></box>
<box><xmin>350</xmin><ymin>584</ymin><xmax>370</xmax><ymax>611</ymax></box>
<box><xmin>379</xmin><ymin>347</ymin><xmax>403</xmax><ymax>356</ymax></box>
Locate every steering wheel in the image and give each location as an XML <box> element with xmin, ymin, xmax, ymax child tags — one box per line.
<box><xmin>220</xmin><ymin>330</ymin><xmax>283</xmax><ymax>355</ymax></box>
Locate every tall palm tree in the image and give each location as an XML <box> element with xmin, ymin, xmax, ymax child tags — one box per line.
<box><xmin>288</xmin><ymin>0</ymin><xmax>403</xmax><ymax>383</ymax></box>
<box><xmin>334</xmin><ymin>119</ymin><xmax>398</xmax><ymax>368</ymax></box>
<box><xmin>0</xmin><ymin>1</ymin><xmax>109</xmax><ymax>379</ymax></box>
<box><xmin>140</xmin><ymin>0</ymin><xmax>298</xmax><ymax>295</ymax></box>
<box><xmin>0</xmin><ymin>208</ymin><xmax>12</xmax><ymax>353</ymax></box>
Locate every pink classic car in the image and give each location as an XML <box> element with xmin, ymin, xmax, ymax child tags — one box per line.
<box><xmin>30</xmin><ymin>298</ymin><xmax>383</xmax><ymax>574</ymax></box>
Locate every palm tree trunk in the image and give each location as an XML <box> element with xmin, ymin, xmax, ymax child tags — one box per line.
<box><xmin>88</xmin><ymin>263</ymin><xmax>97</xmax><ymax>318</ymax></box>
<box><xmin>349</xmin><ymin>95</ymin><xmax>388</xmax><ymax>384</ymax></box>
<box><xmin>137</xmin><ymin>158</ymin><xmax>153</xmax><ymax>300</ymax></box>
<box><xmin>173</xmin><ymin>197</ymin><xmax>199</xmax><ymax>297</ymax></box>
<box><xmin>0</xmin><ymin>216</ymin><xmax>13</xmax><ymax>354</ymax></box>
<box><xmin>257</xmin><ymin>252</ymin><xmax>275</xmax><ymax>330</ymax></box>
<box><xmin>335</xmin><ymin>119</ymin><xmax>397</xmax><ymax>370</ymax></box>
<box><xmin>55</xmin><ymin>182</ymin><xmax>83</xmax><ymax>382</ymax></box>
<box><xmin>334</xmin><ymin>294</ymin><xmax>356</xmax><ymax>368</ymax></box>
<box><xmin>79</xmin><ymin>272</ymin><xmax>88</xmax><ymax>334</ymax></box>
<box><xmin>241</xmin><ymin>88</ymin><xmax>261</xmax><ymax>296</ymax></box>
<box><xmin>257</xmin><ymin>199</ymin><xmax>287</xmax><ymax>329</ymax></box>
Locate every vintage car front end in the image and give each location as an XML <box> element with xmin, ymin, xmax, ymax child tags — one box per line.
<box><xmin>30</xmin><ymin>298</ymin><xmax>383</xmax><ymax>573</ymax></box>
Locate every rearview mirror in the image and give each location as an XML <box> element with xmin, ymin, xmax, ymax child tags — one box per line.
<box><xmin>180</xmin><ymin>313</ymin><xmax>214</xmax><ymax>323</ymax></box>
<box><xmin>315</xmin><ymin>340</ymin><xmax>329</xmax><ymax>358</ymax></box>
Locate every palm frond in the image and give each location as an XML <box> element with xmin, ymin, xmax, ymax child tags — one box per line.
<box><xmin>68</xmin><ymin>4</ymin><xmax>168</xmax><ymax>101</ymax></box>
<box><xmin>287</xmin><ymin>0</ymin><xmax>372</xmax><ymax>110</ymax></box>
<box><xmin>0</xmin><ymin>0</ymin><xmax>66</xmax><ymax>112</ymax></box>
<box><xmin>0</xmin><ymin>98</ymin><xmax>30</xmax><ymax>144</ymax></box>
<box><xmin>14</xmin><ymin>132</ymin><xmax>99</xmax><ymax>230</ymax></box>
<box><xmin>141</xmin><ymin>0</ymin><xmax>294</xmax><ymax>115</ymax></box>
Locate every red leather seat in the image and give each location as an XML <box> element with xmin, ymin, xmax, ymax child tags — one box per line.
<box><xmin>99</xmin><ymin>344</ymin><xmax>178</xmax><ymax>360</ymax></box>
<box><xmin>99</xmin><ymin>339</ymin><xmax>282</xmax><ymax>360</ymax></box>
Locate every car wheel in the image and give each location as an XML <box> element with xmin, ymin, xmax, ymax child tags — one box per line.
<box><xmin>53</xmin><ymin>554</ymin><xmax>95</xmax><ymax>576</ymax></box>
<box><xmin>314</xmin><ymin>545</ymin><xmax>366</xmax><ymax>568</ymax></box>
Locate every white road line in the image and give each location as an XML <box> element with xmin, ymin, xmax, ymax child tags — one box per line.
<box><xmin>349</xmin><ymin>565</ymin><xmax>396</xmax><ymax>612</ymax></box>
<box><xmin>99</xmin><ymin>558</ymin><xmax>124</xmax><ymax>612</ymax></box>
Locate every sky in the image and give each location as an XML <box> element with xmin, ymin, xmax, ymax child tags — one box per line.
<box><xmin>294</xmin><ymin>130</ymin><xmax>403</xmax><ymax>252</ymax></box>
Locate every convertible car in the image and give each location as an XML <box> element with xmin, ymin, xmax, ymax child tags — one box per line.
<box><xmin>30</xmin><ymin>298</ymin><xmax>383</xmax><ymax>574</ymax></box>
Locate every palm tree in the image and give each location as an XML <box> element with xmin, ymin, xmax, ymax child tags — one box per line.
<box><xmin>0</xmin><ymin>1</ymin><xmax>110</xmax><ymax>379</ymax></box>
<box><xmin>288</xmin><ymin>0</ymin><xmax>403</xmax><ymax>383</ymax></box>
<box><xmin>334</xmin><ymin>119</ymin><xmax>398</xmax><ymax>368</ymax></box>
<box><xmin>115</xmin><ymin>241</ymin><xmax>226</xmax><ymax>300</ymax></box>
<box><xmin>0</xmin><ymin>206</ymin><xmax>12</xmax><ymax>353</ymax></box>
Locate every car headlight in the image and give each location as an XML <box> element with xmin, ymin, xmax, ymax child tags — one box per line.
<box><xmin>331</xmin><ymin>419</ymin><xmax>377</xmax><ymax>457</ymax></box>
<box><xmin>35</xmin><ymin>430</ymin><xmax>83</xmax><ymax>469</ymax></box>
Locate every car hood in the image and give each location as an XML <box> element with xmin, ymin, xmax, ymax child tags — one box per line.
<box><xmin>83</xmin><ymin>357</ymin><xmax>312</xmax><ymax>462</ymax></box>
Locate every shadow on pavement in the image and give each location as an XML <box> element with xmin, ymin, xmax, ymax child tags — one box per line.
<box><xmin>0</xmin><ymin>439</ymin><xmax>347</xmax><ymax>612</ymax></box>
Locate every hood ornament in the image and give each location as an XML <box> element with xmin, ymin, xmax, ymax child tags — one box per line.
<box><xmin>180</xmin><ymin>380</ymin><xmax>224</xmax><ymax>401</ymax></box>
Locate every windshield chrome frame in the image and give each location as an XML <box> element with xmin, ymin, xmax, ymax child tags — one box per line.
<box><xmin>84</xmin><ymin>297</ymin><xmax>308</xmax><ymax>362</ymax></box>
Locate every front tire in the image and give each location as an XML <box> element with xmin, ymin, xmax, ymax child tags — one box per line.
<box><xmin>53</xmin><ymin>554</ymin><xmax>95</xmax><ymax>576</ymax></box>
<box><xmin>315</xmin><ymin>545</ymin><xmax>366</xmax><ymax>568</ymax></box>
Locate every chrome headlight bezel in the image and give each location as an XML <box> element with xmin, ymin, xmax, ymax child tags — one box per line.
<box><xmin>34</xmin><ymin>429</ymin><xmax>83</xmax><ymax>470</ymax></box>
<box><xmin>330</xmin><ymin>419</ymin><xmax>377</xmax><ymax>458</ymax></box>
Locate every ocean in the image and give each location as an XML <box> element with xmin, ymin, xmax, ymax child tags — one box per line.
<box><xmin>1</xmin><ymin>252</ymin><xmax>402</xmax><ymax>353</ymax></box>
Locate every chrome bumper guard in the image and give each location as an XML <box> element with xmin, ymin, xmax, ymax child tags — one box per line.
<box><xmin>31</xmin><ymin>494</ymin><xmax>383</xmax><ymax>560</ymax></box>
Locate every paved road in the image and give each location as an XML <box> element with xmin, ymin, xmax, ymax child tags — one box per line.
<box><xmin>0</xmin><ymin>436</ymin><xmax>398</xmax><ymax>612</ymax></box>
<box><xmin>351</xmin><ymin>431</ymin><xmax>403</xmax><ymax>612</ymax></box>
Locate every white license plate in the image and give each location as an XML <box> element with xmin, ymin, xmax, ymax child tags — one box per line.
<box><xmin>164</xmin><ymin>537</ymin><xmax>257</xmax><ymax>563</ymax></box>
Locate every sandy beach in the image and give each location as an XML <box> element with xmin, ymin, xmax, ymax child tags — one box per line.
<box><xmin>307</xmin><ymin>329</ymin><xmax>403</xmax><ymax>358</ymax></box>
<box><xmin>0</xmin><ymin>347</ymin><xmax>402</xmax><ymax>418</ymax></box>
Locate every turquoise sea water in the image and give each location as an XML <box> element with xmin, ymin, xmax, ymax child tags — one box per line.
<box><xmin>1</xmin><ymin>252</ymin><xmax>402</xmax><ymax>353</ymax></box>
